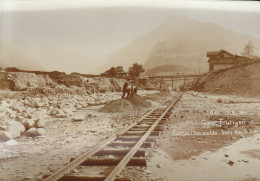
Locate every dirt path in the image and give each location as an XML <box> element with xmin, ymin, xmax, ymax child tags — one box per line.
<box><xmin>119</xmin><ymin>92</ymin><xmax>260</xmax><ymax>181</ymax></box>
<box><xmin>146</xmin><ymin>92</ymin><xmax>260</xmax><ymax>181</ymax></box>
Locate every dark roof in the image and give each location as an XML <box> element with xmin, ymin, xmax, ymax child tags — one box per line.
<box><xmin>207</xmin><ymin>51</ymin><xmax>220</xmax><ymax>57</ymax></box>
<box><xmin>207</xmin><ymin>49</ymin><xmax>233</xmax><ymax>58</ymax></box>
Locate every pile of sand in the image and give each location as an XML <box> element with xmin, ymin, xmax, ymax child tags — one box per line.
<box><xmin>100</xmin><ymin>95</ymin><xmax>150</xmax><ymax>113</ymax></box>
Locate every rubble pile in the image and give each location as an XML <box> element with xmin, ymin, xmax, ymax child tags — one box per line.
<box><xmin>0</xmin><ymin>90</ymin><xmax>158</xmax><ymax>142</ymax></box>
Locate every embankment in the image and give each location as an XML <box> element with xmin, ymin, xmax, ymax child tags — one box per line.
<box><xmin>189</xmin><ymin>63</ymin><xmax>260</xmax><ymax>97</ymax></box>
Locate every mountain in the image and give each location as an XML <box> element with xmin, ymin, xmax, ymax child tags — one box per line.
<box><xmin>145</xmin><ymin>65</ymin><xmax>191</xmax><ymax>75</ymax></box>
<box><xmin>0</xmin><ymin>8</ymin><xmax>173</xmax><ymax>74</ymax></box>
<box><xmin>144</xmin><ymin>22</ymin><xmax>260</xmax><ymax>73</ymax></box>
<box><xmin>0</xmin><ymin>39</ymin><xmax>43</xmax><ymax>71</ymax></box>
<box><xmin>23</xmin><ymin>45</ymin><xmax>97</xmax><ymax>74</ymax></box>
<box><xmin>97</xmin><ymin>15</ymin><xmax>196</xmax><ymax>72</ymax></box>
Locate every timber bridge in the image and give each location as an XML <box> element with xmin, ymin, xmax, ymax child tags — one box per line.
<box><xmin>148</xmin><ymin>74</ymin><xmax>202</xmax><ymax>90</ymax></box>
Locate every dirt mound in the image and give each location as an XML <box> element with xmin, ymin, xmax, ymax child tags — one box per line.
<box><xmin>145</xmin><ymin>91</ymin><xmax>172</xmax><ymax>102</ymax></box>
<box><xmin>189</xmin><ymin>62</ymin><xmax>260</xmax><ymax>97</ymax></box>
<box><xmin>100</xmin><ymin>95</ymin><xmax>150</xmax><ymax>113</ymax></box>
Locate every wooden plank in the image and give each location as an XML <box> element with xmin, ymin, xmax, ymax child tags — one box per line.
<box><xmin>59</xmin><ymin>175</ymin><xmax>130</xmax><ymax>181</ymax></box>
<box><xmin>93</xmin><ymin>149</ymin><xmax>145</xmax><ymax>157</ymax></box>
<box><xmin>107</xmin><ymin>141</ymin><xmax>152</xmax><ymax>148</ymax></box>
<box><xmin>129</xmin><ymin>128</ymin><xmax>149</xmax><ymax>131</ymax></box>
<box><xmin>81</xmin><ymin>158</ymin><xmax>146</xmax><ymax>167</ymax></box>
<box><xmin>116</xmin><ymin>136</ymin><xmax>156</xmax><ymax>142</ymax></box>
<box><xmin>122</xmin><ymin>131</ymin><xmax>160</xmax><ymax>136</ymax></box>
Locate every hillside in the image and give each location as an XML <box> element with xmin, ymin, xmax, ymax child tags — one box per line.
<box><xmin>189</xmin><ymin>63</ymin><xmax>260</xmax><ymax>97</ymax></box>
<box><xmin>144</xmin><ymin>22</ymin><xmax>260</xmax><ymax>72</ymax></box>
<box><xmin>98</xmin><ymin>15</ymin><xmax>195</xmax><ymax>72</ymax></box>
<box><xmin>0</xmin><ymin>40</ymin><xmax>43</xmax><ymax>71</ymax></box>
<box><xmin>145</xmin><ymin>65</ymin><xmax>190</xmax><ymax>75</ymax></box>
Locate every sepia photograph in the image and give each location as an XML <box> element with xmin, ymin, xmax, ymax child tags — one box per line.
<box><xmin>0</xmin><ymin>0</ymin><xmax>259</xmax><ymax>180</ymax></box>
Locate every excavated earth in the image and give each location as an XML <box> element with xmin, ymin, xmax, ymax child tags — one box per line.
<box><xmin>189</xmin><ymin>62</ymin><xmax>260</xmax><ymax>98</ymax></box>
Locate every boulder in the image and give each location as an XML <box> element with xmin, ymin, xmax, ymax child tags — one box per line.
<box><xmin>23</xmin><ymin>119</ymin><xmax>35</xmax><ymax>130</ymax></box>
<box><xmin>5</xmin><ymin>139</ymin><xmax>19</xmax><ymax>146</ymax></box>
<box><xmin>56</xmin><ymin>113</ymin><xmax>68</xmax><ymax>118</ymax></box>
<box><xmin>0</xmin><ymin>125</ymin><xmax>7</xmax><ymax>131</ymax></box>
<box><xmin>63</xmin><ymin>109</ymin><xmax>74</xmax><ymax>116</ymax></box>
<box><xmin>50</xmin><ymin>108</ymin><xmax>58</xmax><ymax>116</ymax></box>
<box><xmin>31</xmin><ymin>111</ymin><xmax>45</xmax><ymax>120</ymax></box>
<box><xmin>0</xmin><ymin>112</ymin><xmax>8</xmax><ymax>122</ymax></box>
<box><xmin>26</xmin><ymin>128</ymin><xmax>46</xmax><ymax>137</ymax></box>
<box><xmin>33</xmin><ymin>99</ymin><xmax>42</xmax><ymax>108</ymax></box>
<box><xmin>5</xmin><ymin>109</ymin><xmax>16</xmax><ymax>119</ymax></box>
<box><xmin>35</xmin><ymin>119</ymin><xmax>46</xmax><ymax>128</ymax></box>
<box><xmin>6</xmin><ymin>121</ymin><xmax>25</xmax><ymax>138</ymax></box>
<box><xmin>14</xmin><ymin>114</ymin><xmax>23</xmax><ymax>121</ymax></box>
<box><xmin>1</xmin><ymin>100</ymin><xmax>10</xmax><ymax>108</ymax></box>
<box><xmin>0</xmin><ymin>131</ymin><xmax>12</xmax><ymax>141</ymax></box>
<box><xmin>73</xmin><ymin>115</ymin><xmax>84</xmax><ymax>122</ymax></box>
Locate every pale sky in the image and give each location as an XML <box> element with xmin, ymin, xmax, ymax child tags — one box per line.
<box><xmin>0</xmin><ymin>0</ymin><xmax>259</xmax><ymax>73</ymax></box>
<box><xmin>0</xmin><ymin>0</ymin><xmax>259</xmax><ymax>12</ymax></box>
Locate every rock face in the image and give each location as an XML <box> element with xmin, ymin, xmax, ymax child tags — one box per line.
<box><xmin>6</xmin><ymin>121</ymin><xmax>25</xmax><ymax>138</ymax></box>
<box><xmin>144</xmin><ymin>22</ymin><xmax>260</xmax><ymax>72</ymax></box>
<box><xmin>101</xmin><ymin>15</ymin><xmax>195</xmax><ymax>72</ymax></box>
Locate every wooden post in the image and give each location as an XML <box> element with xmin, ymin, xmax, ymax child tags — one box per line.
<box><xmin>172</xmin><ymin>77</ymin><xmax>174</xmax><ymax>90</ymax></box>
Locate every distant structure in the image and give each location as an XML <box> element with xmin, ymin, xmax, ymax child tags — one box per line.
<box><xmin>207</xmin><ymin>49</ymin><xmax>255</xmax><ymax>72</ymax></box>
<box><xmin>101</xmin><ymin>70</ymin><xmax>127</xmax><ymax>76</ymax></box>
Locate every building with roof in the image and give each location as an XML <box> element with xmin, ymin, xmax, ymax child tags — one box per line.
<box><xmin>101</xmin><ymin>69</ymin><xmax>128</xmax><ymax>76</ymax></box>
<box><xmin>207</xmin><ymin>49</ymin><xmax>255</xmax><ymax>72</ymax></box>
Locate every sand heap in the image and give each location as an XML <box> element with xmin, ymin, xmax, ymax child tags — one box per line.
<box><xmin>100</xmin><ymin>95</ymin><xmax>150</xmax><ymax>113</ymax></box>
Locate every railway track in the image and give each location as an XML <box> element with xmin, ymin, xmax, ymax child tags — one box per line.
<box><xmin>44</xmin><ymin>93</ymin><xmax>182</xmax><ymax>181</ymax></box>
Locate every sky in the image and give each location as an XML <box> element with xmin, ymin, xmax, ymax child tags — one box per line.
<box><xmin>0</xmin><ymin>0</ymin><xmax>259</xmax><ymax>12</ymax></box>
<box><xmin>0</xmin><ymin>0</ymin><xmax>259</xmax><ymax>73</ymax></box>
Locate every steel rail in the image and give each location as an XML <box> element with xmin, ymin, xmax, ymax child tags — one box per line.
<box><xmin>43</xmin><ymin>99</ymin><xmax>170</xmax><ymax>181</ymax></box>
<box><xmin>104</xmin><ymin>94</ymin><xmax>182</xmax><ymax>181</ymax></box>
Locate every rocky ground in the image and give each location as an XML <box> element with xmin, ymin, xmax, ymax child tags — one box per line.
<box><xmin>0</xmin><ymin>89</ymin><xmax>160</xmax><ymax>181</ymax></box>
<box><xmin>121</xmin><ymin>92</ymin><xmax>260</xmax><ymax>181</ymax></box>
<box><xmin>1</xmin><ymin>85</ymin><xmax>260</xmax><ymax>181</ymax></box>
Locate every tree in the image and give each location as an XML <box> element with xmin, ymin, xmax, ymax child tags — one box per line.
<box><xmin>128</xmin><ymin>63</ymin><xmax>145</xmax><ymax>77</ymax></box>
<box><xmin>108</xmin><ymin>67</ymin><xmax>117</xmax><ymax>76</ymax></box>
<box><xmin>241</xmin><ymin>41</ymin><xmax>255</xmax><ymax>58</ymax></box>
<box><xmin>115</xmin><ymin>66</ymin><xmax>124</xmax><ymax>72</ymax></box>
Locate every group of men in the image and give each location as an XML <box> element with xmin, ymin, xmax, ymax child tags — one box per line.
<box><xmin>122</xmin><ymin>79</ymin><xmax>137</xmax><ymax>99</ymax></box>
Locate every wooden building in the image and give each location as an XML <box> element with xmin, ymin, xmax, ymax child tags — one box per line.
<box><xmin>101</xmin><ymin>70</ymin><xmax>127</xmax><ymax>76</ymax></box>
<box><xmin>207</xmin><ymin>49</ymin><xmax>254</xmax><ymax>72</ymax></box>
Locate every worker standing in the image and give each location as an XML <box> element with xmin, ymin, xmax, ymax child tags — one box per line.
<box><xmin>133</xmin><ymin>83</ymin><xmax>137</xmax><ymax>94</ymax></box>
<box><xmin>122</xmin><ymin>80</ymin><xmax>129</xmax><ymax>99</ymax></box>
